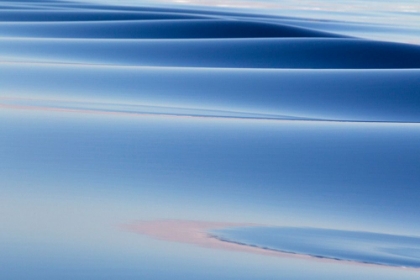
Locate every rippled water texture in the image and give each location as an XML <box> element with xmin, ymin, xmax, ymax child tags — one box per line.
<box><xmin>211</xmin><ymin>227</ymin><xmax>420</xmax><ymax>268</ymax></box>
<box><xmin>1</xmin><ymin>0</ymin><xmax>420</xmax><ymax>279</ymax></box>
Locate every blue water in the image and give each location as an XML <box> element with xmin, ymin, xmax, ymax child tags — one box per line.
<box><xmin>1</xmin><ymin>0</ymin><xmax>420</xmax><ymax>279</ymax></box>
<box><xmin>211</xmin><ymin>227</ymin><xmax>420</xmax><ymax>267</ymax></box>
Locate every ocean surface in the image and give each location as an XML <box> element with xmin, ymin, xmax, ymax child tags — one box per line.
<box><xmin>1</xmin><ymin>0</ymin><xmax>420</xmax><ymax>279</ymax></box>
<box><xmin>211</xmin><ymin>227</ymin><xmax>420</xmax><ymax>268</ymax></box>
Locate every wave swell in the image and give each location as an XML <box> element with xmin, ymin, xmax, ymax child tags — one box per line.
<box><xmin>1</xmin><ymin>1</ymin><xmax>420</xmax><ymax>122</ymax></box>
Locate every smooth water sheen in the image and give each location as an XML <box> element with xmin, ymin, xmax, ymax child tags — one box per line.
<box><xmin>211</xmin><ymin>227</ymin><xmax>420</xmax><ymax>268</ymax></box>
<box><xmin>1</xmin><ymin>0</ymin><xmax>420</xmax><ymax>279</ymax></box>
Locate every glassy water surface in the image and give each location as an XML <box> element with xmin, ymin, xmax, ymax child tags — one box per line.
<box><xmin>1</xmin><ymin>0</ymin><xmax>420</xmax><ymax>279</ymax></box>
